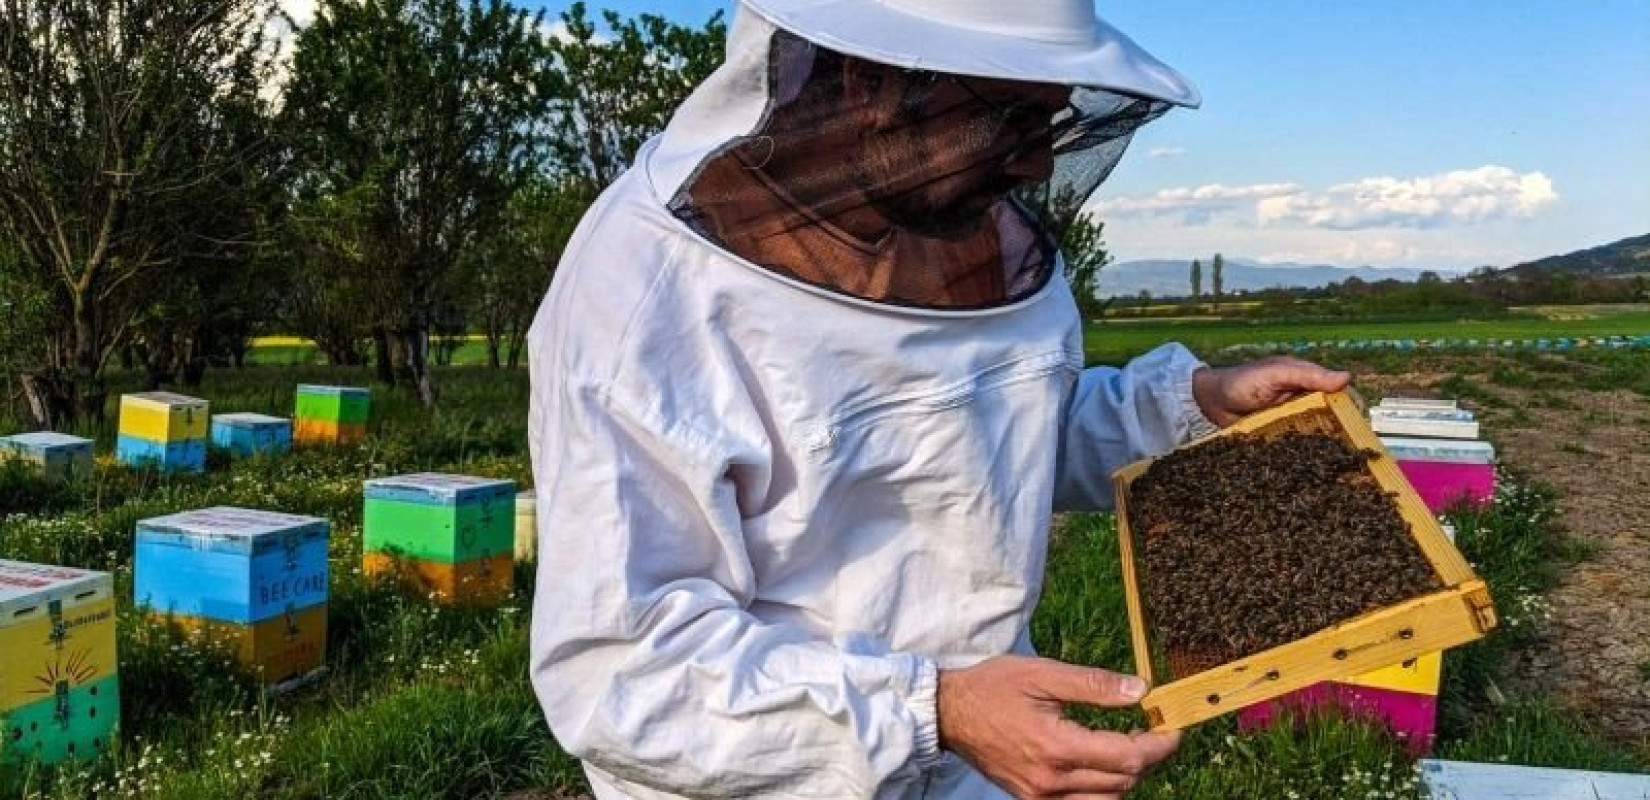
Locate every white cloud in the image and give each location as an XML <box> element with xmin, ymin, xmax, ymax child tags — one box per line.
<box><xmin>1095</xmin><ymin>165</ymin><xmax>1557</xmax><ymax>233</ymax></box>
<box><xmin>1094</xmin><ymin>182</ymin><xmax>1301</xmax><ymax>223</ymax></box>
<box><xmin>1147</xmin><ymin>146</ymin><xmax>1186</xmax><ymax>159</ymax></box>
<box><xmin>280</xmin><ymin>0</ymin><xmax>316</xmax><ymax>27</ymax></box>
<box><xmin>1257</xmin><ymin>166</ymin><xmax>1557</xmax><ymax>229</ymax></box>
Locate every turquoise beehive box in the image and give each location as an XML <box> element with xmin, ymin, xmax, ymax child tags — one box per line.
<box><xmin>210</xmin><ymin>413</ymin><xmax>292</xmax><ymax>458</ymax></box>
<box><xmin>134</xmin><ymin>507</ymin><xmax>330</xmax><ymax>625</ymax></box>
<box><xmin>0</xmin><ymin>432</ymin><xmax>94</xmax><ymax>482</ymax></box>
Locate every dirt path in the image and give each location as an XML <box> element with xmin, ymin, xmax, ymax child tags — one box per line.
<box><xmin>1358</xmin><ymin>370</ymin><xmax>1650</xmax><ymax>743</ymax></box>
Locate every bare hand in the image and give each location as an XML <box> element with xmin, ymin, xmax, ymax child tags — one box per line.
<box><xmin>1191</xmin><ymin>356</ymin><xmax>1351</xmax><ymax>427</ymax></box>
<box><xmin>936</xmin><ymin>656</ymin><xmax>1180</xmax><ymax>799</ymax></box>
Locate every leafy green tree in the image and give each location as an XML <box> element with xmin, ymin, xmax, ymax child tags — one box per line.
<box><xmin>544</xmin><ymin>3</ymin><xmax>727</xmax><ymax>188</ymax></box>
<box><xmin>1212</xmin><ymin>252</ymin><xmax>1225</xmax><ymax>311</ymax></box>
<box><xmin>282</xmin><ymin>0</ymin><xmax>557</xmax><ymax>405</ymax></box>
<box><xmin>0</xmin><ymin>0</ymin><xmax>282</xmax><ymax>426</ymax></box>
<box><xmin>1190</xmin><ymin>258</ymin><xmax>1203</xmax><ymax>302</ymax></box>
<box><xmin>469</xmin><ymin>177</ymin><xmax>596</xmax><ymax>368</ymax></box>
<box><xmin>1060</xmin><ymin>212</ymin><xmax>1113</xmax><ymax>320</ymax></box>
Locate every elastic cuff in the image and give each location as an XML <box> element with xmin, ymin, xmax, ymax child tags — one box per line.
<box><xmin>907</xmin><ymin>657</ymin><xmax>942</xmax><ymax>768</ymax></box>
<box><xmin>1171</xmin><ymin>358</ymin><xmax>1221</xmax><ymax>441</ymax></box>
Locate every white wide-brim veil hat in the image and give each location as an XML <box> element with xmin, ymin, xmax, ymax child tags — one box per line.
<box><xmin>646</xmin><ymin>0</ymin><xmax>1200</xmax><ymax>309</ymax></box>
<box><xmin>646</xmin><ymin>0</ymin><xmax>1199</xmax><ymax>204</ymax></box>
<box><xmin>742</xmin><ymin>0</ymin><xmax>1200</xmax><ymax>107</ymax></box>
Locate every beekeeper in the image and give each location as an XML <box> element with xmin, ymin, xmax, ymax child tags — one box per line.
<box><xmin>526</xmin><ymin>1</ymin><xmax>1349</xmax><ymax>798</ymax></box>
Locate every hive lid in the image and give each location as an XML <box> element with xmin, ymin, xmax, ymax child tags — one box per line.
<box><xmin>1380</xmin><ymin>436</ymin><xmax>1495</xmax><ymax>464</ymax></box>
<box><xmin>0</xmin><ymin>560</ymin><xmax>113</xmax><ymax>622</ymax></box>
<box><xmin>136</xmin><ymin>506</ymin><xmax>329</xmax><ymax>554</ymax></box>
<box><xmin>1376</xmin><ymin>397</ymin><xmax>1458</xmax><ymax>411</ymax></box>
<box><xmin>1</xmin><ymin>431</ymin><xmax>93</xmax><ymax>449</ymax></box>
<box><xmin>124</xmin><ymin>391</ymin><xmax>208</xmax><ymax>408</ymax></box>
<box><xmin>365</xmin><ymin>472</ymin><xmax>515</xmax><ymax>503</ymax></box>
<box><xmin>1370</xmin><ymin>407</ymin><xmax>1476</xmax><ymax>423</ymax></box>
<box><xmin>1371</xmin><ymin>418</ymin><xmax>1481</xmax><ymax>439</ymax></box>
<box><xmin>212</xmin><ymin>412</ymin><xmax>289</xmax><ymax>427</ymax></box>
<box><xmin>296</xmin><ymin>384</ymin><xmax>369</xmax><ymax>397</ymax></box>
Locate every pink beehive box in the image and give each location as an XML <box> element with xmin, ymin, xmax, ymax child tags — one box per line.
<box><xmin>1381</xmin><ymin>436</ymin><xmax>1496</xmax><ymax>510</ymax></box>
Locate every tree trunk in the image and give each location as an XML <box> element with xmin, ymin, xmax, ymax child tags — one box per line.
<box><xmin>506</xmin><ymin>320</ymin><xmax>526</xmax><ymax>368</ymax></box>
<box><xmin>69</xmin><ymin>295</ymin><xmax>106</xmax><ymax>424</ymax></box>
<box><xmin>395</xmin><ymin>325</ymin><xmax>436</xmax><ymax>407</ymax></box>
<box><xmin>373</xmin><ymin>326</ymin><xmax>396</xmax><ymax>385</ymax></box>
<box><xmin>19</xmin><ymin>370</ymin><xmax>75</xmax><ymax>430</ymax></box>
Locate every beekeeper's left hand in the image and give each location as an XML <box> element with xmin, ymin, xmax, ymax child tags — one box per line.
<box><xmin>1191</xmin><ymin>356</ymin><xmax>1351</xmax><ymax>427</ymax></box>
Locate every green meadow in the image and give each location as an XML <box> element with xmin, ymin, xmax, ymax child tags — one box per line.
<box><xmin>1</xmin><ymin>354</ymin><xmax>1645</xmax><ymax>799</ymax></box>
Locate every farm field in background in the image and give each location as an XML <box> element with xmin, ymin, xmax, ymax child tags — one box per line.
<box><xmin>2</xmin><ymin>351</ymin><xmax>1647</xmax><ymax>798</ymax></box>
<box><xmin>248</xmin><ymin>304</ymin><xmax>1650</xmax><ymax>368</ymax></box>
<box><xmin>1084</xmin><ymin>305</ymin><xmax>1650</xmax><ymax>364</ymax></box>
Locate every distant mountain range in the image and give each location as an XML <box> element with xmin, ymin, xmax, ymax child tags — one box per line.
<box><xmin>1498</xmin><ymin>233</ymin><xmax>1650</xmax><ymax>279</ymax></box>
<box><xmin>1097</xmin><ymin>232</ymin><xmax>1650</xmax><ymax>299</ymax></box>
<box><xmin>1095</xmin><ymin>258</ymin><xmax>1443</xmax><ymax>299</ymax></box>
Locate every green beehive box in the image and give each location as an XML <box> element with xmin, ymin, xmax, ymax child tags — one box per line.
<box><xmin>363</xmin><ymin>474</ymin><xmax>515</xmax><ymax>563</ymax></box>
<box><xmin>1</xmin><ymin>674</ymin><xmax>119</xmax><ymax>771</ymax></box>
<box><xmin>294</xmin><ymin>385</ymin><xmax>370</xmax><ymax>424</ymax></box>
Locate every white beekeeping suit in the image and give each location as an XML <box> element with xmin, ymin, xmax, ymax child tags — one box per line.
<box><xmin>527</xmin><ymin>1</ymin><xmax>1211</xmax><ymax>797</ymax></box>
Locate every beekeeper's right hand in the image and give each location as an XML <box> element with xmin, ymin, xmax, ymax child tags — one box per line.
<box><xmin>937</xmin><ymin>656</ymin><xmax>1179</xmax><ymax>799</ymax></box>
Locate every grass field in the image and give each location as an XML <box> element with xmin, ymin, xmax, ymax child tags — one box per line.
<box><xmin>249</xmin><ymin>305</ymin><xmax>1650</xmax><ymax>368</ymax></box>
<box><xmin>1</xmin><ymin>356</ymin><xmax>1646</xmax><ymax>798</ymax></box>
<box><xmin>1083</xmin><ymin>309</ymin><xmax>1650</xmax><ymax>364</ymax></box>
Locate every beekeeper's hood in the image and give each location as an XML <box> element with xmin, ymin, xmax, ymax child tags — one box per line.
<box><xmin>647</xmin><ymin>0</ymin><xmax>1199</xmax><ymax>310</ymax></box>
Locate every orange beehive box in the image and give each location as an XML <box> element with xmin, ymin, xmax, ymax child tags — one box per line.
<box><xmin>363</xmin><ymin>552</ymin><xmax>512</xmax><ymax>607</ymax></box>
<box><xmin>292</xmin><ymin>418</ymin><xmax>367</xmax><ymax>446</ymax></box>
<box><xmin>164</xmin><ymin>604</ymin><xmax>326</xmax><ymax>686</ymax></box>
<box><xmin>1112</xmin><ymin>391</ymin><xmax>1497</xmax><ymax>730</ymax></box>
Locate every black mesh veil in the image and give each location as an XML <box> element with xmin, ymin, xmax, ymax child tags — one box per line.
<box><xmin>669</xmin><ymin>29</ymin><xmax>1170</xmax><ymax>310</ymax></box>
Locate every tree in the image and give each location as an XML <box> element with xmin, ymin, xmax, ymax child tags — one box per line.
<box><xmin>0</xmin><ymin>0</ymin><xmax>282</xmax><ymax>426</ymax></box>
<box><xmin>544</xmin><ymin>3</ymin><xmax>726</xmax><ymax>189</ymax></box>
<box><xmin>1060</xmin><ymin>212</ymin><xmax>1113</xmax><ymax>320</ymax></box>
<box><xmin>470</xmin><ymin>176</ymin><xmax>595</xmax><ymax>368</ymax></box>
<box><xmin>1212</xmin><ymin>252</ymin><xmax>1225</xmax><ymax>310</ymax></box>
<box><xmin>283</xmin><ymin>0</ymin><xmax>557</xmax><ymax>405</ymax></box>
<box><xmin>1190</xmin><ymin>258</ymin><xmax>1203</xmax><ymax>302</ymax></box>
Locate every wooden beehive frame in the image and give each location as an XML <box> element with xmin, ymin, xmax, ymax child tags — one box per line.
<box><xmin>1112</xmin><ymin>390</ymin><xmax>1497</xmax><ymax>730</ymax></box>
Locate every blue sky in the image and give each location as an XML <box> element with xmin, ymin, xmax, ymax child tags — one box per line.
<box><xmin>527</xmin><ymin>1</ymin><xmax>1649</xmax><ymax>269</ymax></box>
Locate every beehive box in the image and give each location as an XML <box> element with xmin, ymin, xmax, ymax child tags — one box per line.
<box><xmin>363</xmin><ymin>473</ymin><xmax>515</xmax><ymax>605</ymax></box>
<box><xmin>0</xmin><ymin>432</ymin><xmax>94</xmax><ymax>482</ymax></box>
<box><xmin>293</xmin><ymin>385</ymin><xmax>370</xmax><ymax>446</ymax></box>
<box><xmin>210</xmin><ymin>413</ymin><xmax>292</xmax><ymax>459</ymax></box>
<box><xmin>514</xmin><ymin>490</ymin><xmax>536</xmax><ymax>562</ymax></box>
<box><xmin>1381</xmin><ymin>436</ymin><xmax>1496</xmax><ymax>510</ymax></box>
<box><xmin>1369</xmin><ymin>407</ymin><xmax>1480</xmax><ymax>439</ymax></box>
<box><xmin>1113</xmin><ymin>391</ymin><xmax>1497</xmax><ymax>730</ymax></box>
<box><xmin>134</xmin><ymin>507</ymin><xmax>330</xmax><ymax>684</ymax></box>
<box><xmin>0</xmin><ymin>561</ymin><xmax>119</xmax><ymax>769</ymax></box>
<box><xmin>1418</xmin><ymin>759</ymin><xmax>1650</xmax><ymax>799</ymax></box>
<box><xmin>117</xmin><ymin>392</ymin><xmax>209</xmax><ymax>472</ymax></box>
<box><xmin>361</xmin><ymin>552</ymin><xmax>513</xmax><ymax>606</ymax></box>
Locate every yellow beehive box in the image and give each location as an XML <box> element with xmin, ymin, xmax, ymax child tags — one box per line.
<box><xmin>0</xmin><ymin>561</ymin><xmax>117</xmax><ymax>714</ymax></box>
<box><xmin>1112</xmin><ymin>391</ymin><xmax>1497</xmax><ymax>730</ymax></box>
<box><xmin>119</xmin><ymin>392</ymin><xmax>209</xmax><ymax>442</ymax></box>
<box><xmin>514</xmin><ymin>490</ymin><xmax>536</xmax><ymax>562</ymax></box>
<box><xmin>165</xmin><ymin>604</ymin><xmax>326</xmax><ymax>686</ymax></box>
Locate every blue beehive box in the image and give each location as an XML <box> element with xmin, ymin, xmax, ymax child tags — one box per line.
<box><xmin>134</xmin><ymin>507</ymin><xmax>329</xmax><ymax>625</ymax></box>
<box><xmin>0</xmin><ymin>432</ymin><xmax>94</xmax><ymax>482</ymax></box>
<box><xmin>210</xmin><ymin>414</ymin><xmax>292</xmax><ymax>458</ymax></box>
<box><xmin>116</xmin><ymin>436</ymin><xmax>205</xmax><ymax>473</ymax></box>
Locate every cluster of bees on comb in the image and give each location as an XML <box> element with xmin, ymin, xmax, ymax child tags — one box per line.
<box><xmin>1130</xmin><ymin>430</ymin><xmax>1442</xmax><ymax>676</ymax></box>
